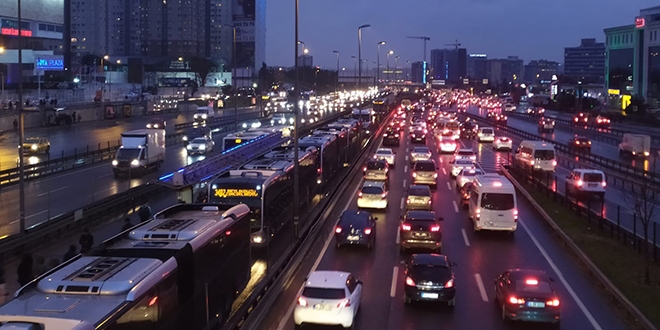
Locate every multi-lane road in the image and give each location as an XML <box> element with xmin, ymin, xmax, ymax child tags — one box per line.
<box><xmin>257</xmin><ymin>110</ymin><xmax>626</xmax><ymax>330</ymax></box>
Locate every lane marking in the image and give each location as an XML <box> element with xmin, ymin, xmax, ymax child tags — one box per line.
<box><xmin>37</xmin><ymin>186</ymin><xmax>69</xmax><ymax>197</ymax></box>
<box><xmin>405</xmin><ymin>155</ymin><xmax>409</xmax><ymax>161</ymax></box>
<box><xmin>404</xmin><ymin>165</ymin><xmax>408</xmax><ymax>173</ymax></box>
<box><xmin>474</xmin><ymin>273</ymin><xmax>489</xmax><ymax>302</ymax></box>
<box><xmin>395</xmin><ymin>228</ymin><xmax>401</xmax><ymax>244</ymax></box>
<box><xmin>442</xmin><ymin>168</ymin><xmax>447</xmax><ymax>175</ymax></box>
<box><xmin>461</xmin><ymin>229</ymin><xmax>470</xmax><ymax>247</ymax></box>
<box><xmin>446</xmin><ymin>182</ymin><xmax>452</xmax><ymax>190</ymax></box>
<box><xmin>453</xmin><ymin>201</ymin><xmax>459</xmax><ymax>213</ymax></box>
<box><xmin>520</xmin><ymin>221</ymin><xmax>603</xmax><ymax>329</ymax></box>
<box><xmin>11</xmin><ymin>210</ymin><xmax>48</xmax><ymax>224</ymax></box>
<box><xmin>277</xmin><ymin>181</ymin><xmax>361</xmax><ymax>330</ymax></box>
<box><xmin>400</xmin><ymin>197</ymin><xmax>404</xmax><ymax>210</ymax></box>
<box><xmin>403</xmin><ymin>179</ymin><xmax>407</xmax><ymax>188</ymax></box>
<box><xmin>390</xmin><ymin>267</ymin><xmax>398</xmax><ymax>297</ymax></box>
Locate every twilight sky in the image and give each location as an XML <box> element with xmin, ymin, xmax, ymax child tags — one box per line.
<box><xmin>265</xmin><ymin>0</ymin><xmax>658</xmax><ymax>69</ymax></box>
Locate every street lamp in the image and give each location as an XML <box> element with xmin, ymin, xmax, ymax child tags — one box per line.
<box><xmin>17</xmin><ymin>0</ymin><xmax>26</xmax><ymax>234</ymax></box>
<box><xmin>376</xmin><ymin>41</ymin><xmax>385</xmax><ymax>89</ymax></box>
<box><xmin>394</xmin><ymin>55</ymin><xmax>400</xmax><ymax>83</ymax></box>
<box><xmin>0</xmin><ymin>46</ymin><xmax>5</xmax><ymax>104</ymax></box>
<box><xmin>386</xmin><ymin>50</ymin><xmax>394</xmax><ymax>83</ymax></box>
<box><xmin>293</xmin><ymin>0</ymin><xmax>301</xmax><ymax>238</ymax></box>
<box><xmin>332</xmin><ymin>50</ymin><xmax>340</xmax><ymax>93</ymax></box>
<box><xmin>357</xmin><ymin>24</ymin><xmax>370</xmax><ymax>90</ymax></box>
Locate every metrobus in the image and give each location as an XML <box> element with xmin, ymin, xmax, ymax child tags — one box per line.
<box><xmin>298</xmin><ymin>134</ymin><xmax>340</xmax><ymax>185</ymax></box>
<box><xmin>0</xmin><ymin>203</ymin><xmax>251</xmax><ymax>330</ymax></box>
<box><xmin>207</xmin><ymin>147</ymin><xmax>319</xmax><ymax>245</ymax></box>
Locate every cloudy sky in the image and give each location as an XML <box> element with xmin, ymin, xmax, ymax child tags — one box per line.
<box><xmin>265</xmin><ymin>0</ymin><xmax>658</xmax><ymax>69</ymax></box>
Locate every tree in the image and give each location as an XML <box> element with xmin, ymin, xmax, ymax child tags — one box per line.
<box><xmin>621</xmin><ymin>175</ymin><xmax>660</xmax><ymax>285</ymax></box>
<box><xmin>189</xmin><ymin>57</ymin><xmax>216</xmax><ymax>87</ymax></box>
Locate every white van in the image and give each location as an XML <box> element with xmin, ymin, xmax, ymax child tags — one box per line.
<box><xmin>469</xmin><ymin>174</ymin><xmax>518</xmax><ymax>233</ymax></box>
<box><xmin>476</xmin><ymin>127</ymin><xmax>495</xmax><ymax>142</ymax></box>
<box><xmin>193</xmin><ymin>106</ymin><xmax>216</xmax><ymax>121</ymax></box>
<box><xmin>515</xmin><ymin>140</ymin><xmax>556</xmax><ymax>172</ymax></box>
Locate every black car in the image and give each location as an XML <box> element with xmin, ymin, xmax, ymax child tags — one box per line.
<box><xmin>403</xmin><ymin>254</ymin><xmax>457</xmax><ymax>306</ymax></box>
<box><xmin>568</xmin><ymin>135</ymin><xmax>592</xmax><ymax>152</ymax></box>
<box><xmin>495</xmin><ymin>269</ymin><xmax>561</xmax><ymax>325</ymax></box>
<box><xmin>459</xmin><ymin>182</ymin><xmax>475</xmax><ymax>209</ymax></box>
<box><xmin>410</xmin><ymin>127</ymin><xmax>427</xmax><ymax>143</ymax></box>
<box><xmin>382</xmin><ymin>129</ymin><xmax>401</xmax><ymax>146</ymax></box>
<box><xmin>399</xmin><ymin>211</ymin><xmax>443</xmax><ymax>253</ymax></box>
<box><xmin>460</xmin><ymin>122</ymin><xmax>477</xmax><ymax>138</ymax></box>
<box><xmin>335</xmin><ymin>210</ymin><xmax>378</xmax><ymax>249</ymax></box>
<box><xmin>494</xmin><ymin>114</ymin><xmax>508</xmax><ymax>124</ymax></box>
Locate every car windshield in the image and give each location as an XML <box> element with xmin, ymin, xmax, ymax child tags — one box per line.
<box><xmin>377</xmin><ymin>150</ymin><xmax>392</xmax><ymax>155</ymax></box>
<box><xmin>534</xmin><ymin>150</ymin><xmax>555</xmax><ymax>160</ymax></box>
<box><xmin>481</xmin><ymin>128</ymin><xmax>494</xmax><ymax>134</ymax></box>
<box><xmin>413</xmin><ymin>147</ymin><xmax>430</xmax><ymax>153</ymax></box>
<box><xmin>583</xmin><ymin>173</ymin><xmax>603</xmax><ymax>182</ymax></box>
<box><xmin>458</xmin><ymin>150</ymin><xmax>474</xmax><ymax>156</ymax></box>
<box><xmin>302</xmin><ymin>287</ymin><xmax>346</xmax><ymax>300</ymax></box>
<box><xmin>25</xmin><ymin>137</ymin><xmax>40</xmax><ymax>143</ymax></box>
<box><xmin>414</xmin><ymin>162</ymin><xmax>435</xmax><ymax>171</ymax></box>
<box><xmin>409</xmin><ymin>187</ymin><xmax>430</xmax><ymax>197</ymax></box>
<box><xmin>515</xmin><ymin>280</ymin><xmax>553</xmax><ymax>293</ymax></box>
<box><xmin>480</xmin><ymin>193</ymin><xmax>515</xmax><ymax>210</ymax></box>
<box><xmin>191</xmin><ymin>138</ymin><xmax>207</xmax><ymax>144</ymax></box>
<box><xmin>410</xmin><ymin>265</ymin><xmax>450</xmax><ymax>283</ymax></box>
<box><xmin>367</xmin><ymin>162</ymin><xmax>386</xmax><ymax>170</ymax></box>
<box><xmin>362</xmin><ymin>186</ymin><xmax>384</xmax><ymax>195</ymax></box>
<box><xmin>116</xmin><ymin>148</ymin><xmax>141</xmax><ymax>160</ymax></box>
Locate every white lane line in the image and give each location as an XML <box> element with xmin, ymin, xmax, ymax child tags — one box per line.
<box><xmin>395</xmin><ymin>228</ymin><xmax>401</xmax><ymax>244</ymax></box>
<box><xmin>446</xmin><ymin>182</ymin><xmax>452</xmax><ymax>190</ymax></box>
<box><xmin>461</xmin><ymin>229</ymin><xmax>470</xmax><ymax>247</ymax></box>
<box><xmin>442</xmin><ymin>168</ymin><xmax>447</xmax><ymax>175</ymax></box>
<box><xmin>37</xmin><ymin>186</ymin><xmax>69</xmax><ymax>197</ymax></box>
<box><xmin>405</xmin><ymin>155</ymin><xmax>409</xmax><ymax>161</ymax></box>
<box><xmin>453</xmin><ymin>201</ymin><xmax>459</xmax><ymax>213</ymax></box>
<box><xmin>400</xmin><ymin>197</ymin><xmax>404</xmax><ymax>210</ymax></box>
<box><xmin>403</xmin><ymin>179</ymin><xmax>407</xmax><ymax>188</ymax></box>
<box><xmin>277</xmin><ymin>182</ymin><xmax>361</xmax><ymax>330</ymax></box>
<box><xmin>404</xmin><ymin>165</ymin><xmax>408</xmax><ymax>173</ymax></box>
<box><xmin>390</xmin><ymin>267</ymin><xmax>398</xmax><ymax>297</ymax></box>
<box><xmin>11</xmin><ymin>210</ymin><xmax>49</xmax><ymax>224</ymax></box>
<box><xmin>520</xmin><ymin>221</ymin><xmax>603</xmax><ymax>330</ymax></box>
<box><xmin>474</xmin><ymin>273</ymin><xmax>489</xmax><ymax>302</ymax></box>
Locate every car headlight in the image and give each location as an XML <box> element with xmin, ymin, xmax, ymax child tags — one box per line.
<box><xmin>202</xmin><ymin>114</ymin><xmax>207</xmax><ymax>119</ymax></box>
<box><xmin>31</xmin><ymin>144</ymin><xmax>38</xmax><ymax>150</ymax></box>
<box><xmin>199</xmin><ymin>144</ymin><xmax>206</xmax><ymax>150</ymax></box>
<box><xmin>112</xmin><ymin>160</ymin><xmax>118</xmax><ymax>166</ymax></box>
<box><xmin>186</xmin><ymin>144</ymin><xmax>192</xmax><ymax>150</ymax></box>
<box><xmin>253</xmin><ymin>235</ymin><xmax>263</xmax><ymax>244</ymax></box>
<box><xmin>183</xmin><ymin>136</ymin><xmax>188</xmax><ymax>141</ymax></box>
<box><xmin>131</xmin><ymin>159</ymin><xmax>140</xmax><ymax>166</ymax></box>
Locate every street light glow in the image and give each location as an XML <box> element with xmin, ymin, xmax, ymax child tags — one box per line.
<box><xmin>0</xmin><ymin>47</ymin><xmax>4</xmax><ymax>53</ymax></box>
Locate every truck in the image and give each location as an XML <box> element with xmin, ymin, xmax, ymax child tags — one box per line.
<box><xmin>112</xmin><ymin>129</ymin><xmax>166</xmax><ymax>178</ymax></box>
<box><xmin>619</xmin><ymin>133</ymin><xmax>651</xmax><ymax>157</ymax></box>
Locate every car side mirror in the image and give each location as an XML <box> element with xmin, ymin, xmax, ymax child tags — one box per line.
<box><xmin>438</xmin><ymin>217</ymin><xmax>444</xmax><ymax>221</ymax></box>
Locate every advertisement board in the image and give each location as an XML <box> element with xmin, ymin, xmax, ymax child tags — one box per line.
<box><xmin>35</xmin><ymin>55</ymin><xmax>64</xmax><ymax>71</ymax></box>
<box><xmin>233</xmin><ymin>0</ymin><xmax>256</xmax><ymax>68</ymax></box>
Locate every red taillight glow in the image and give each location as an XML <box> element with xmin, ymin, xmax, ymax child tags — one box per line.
<box><xmin>427</xmin><ymin>200</ymin><xmax>432</xmax><ymax>204</ymax></box>
<box><xmin>337</xmin><ymin>299</ymin><xmax>351</xmax><ymax>308</ymax></box>
<box><xmin>445</xmin><ymin>279</ymin><xmax>454</xmax><ymax>288</ymax></box>
<box><xmin>405</xmin><ymin>276</ymin><xmax>416</xmax><ymax>286</ymax></box>
<box><xmin>364</xmin><ymin>228</ymin><xmax>372</xmax><ymax>235</ymax></box>
<box><xmin>148</xmin><ymin>296</ymin><xmax>158</xmax><ymax>307</ymax></box>
<box><xmin>430</xmin><ymin>225</ymin><xmax>441</xmax><ymax>232</ymax></box>
<box><xmin>358</xmin><ymin>192</ymin><xmax>363</xmax><ymax>197</ymax></box>
<box><xmin>401</xmin><ymin>224</ymin><xmax>412</xmax><ymax>231</ymax></box>
<box><xmin>509</xmin><ymin>296</ymin><xmax>525</xmax><ymax>304</ymax></box>
<box><xmin>412</xmin><ymin>172</ymin><xmax>417</xmax><ymax>177</ymax></box>
<box><xmin>552</xmin><ymin>160</ymin><xmax>557</xmax><ymax>166</ymax></box>
<box><xmin>363</xmin><ymin>166</ymin><xmax>367</xmax><ymax>172</ymax></box>
<box><xmin>577</xmin><ymin>180</ymin><xmax>583</xmax><ymax>187</ymax></box>
<box><xmin>381</xmin><ymin>193</ymin><xmax>387</xmax><ymax>199</ymax></box>
<box><xmin>335</xmin><ymin>226</ymin><xmax>342</xmax><ymax>234</ymax></box>
<box><xmin>602</xmin><ymin>181</ymin><xmax>606</xmax><ymax>187</ymax></box>
<box><xmin>433</xmin><ymin>173</ymin><xmax>438</xmax><ymax>178</ymax></box>
<box><xmin>298</xmin><ymin>297</ymin><xmax>308</xmax><ymax>306</ymax></box>
<box><xmin>547</xmin><ymin>299</ymin><xmax>560</xmax><ymax>306</ymax></box>
<box><xmin>406</xmin><ymin>199</ymin><xmax>411</xmax><ymax>204</ymax></box>
<box><xmin>525</xmin><ymin>279</ymin><xmax>538</xmax><ymax>285</ymax></box>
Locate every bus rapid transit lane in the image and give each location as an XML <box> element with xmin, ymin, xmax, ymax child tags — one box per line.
<box><xmin>256</xmin><ymin>115</ymin><xmax>625</xmax><ymax>330</ymax></box>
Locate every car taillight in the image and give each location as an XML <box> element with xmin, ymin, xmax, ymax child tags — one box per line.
<box><xmin>427</xmin><ymin>200</ymin><xmax>432</xmax><ymax>204</ymax></box>
<box><xmin>395</xmin><ymin>134</ymin><xmax>399</xmax><ymax>137</ymax></box>
<box><xmin>335</xmin><ymin>226</ymin><xmax>342</xmax><ymax>234</ymax></box>
<box><xmin>298</xmin><ymin>297</ymin><xmax>308</xmax><ymax>306</ymax></box>
<box><xmin>358</xmin><ymin>191</ymin><xmax>363</xmax><ymax>197</ymax></box>
<box><xmin>406</xmin><ymin>199</ymin><xmax>411</xmax><ymax>204</ymax></box>
<box><xmin>337</xmin><ymin>299</ymin><xmax>351</xmax><ymax>308</ymax></box>
<box><xmin>508</xmin><ymin>296</ymin><xmax>525</xmax><ymax>304</ymax></box>
<box><xmin>552</xmin><ymin>160</ymin><xmax>557</xmax><ymax>166</ymax></box>
<box><xmin>445</xmin><ymin>279</ymin><xmax>454</xmax><ymax>288</ymax></box>
<box><xmin>412</xmin><ymin>172</ymin><xmax>417</xmax><ymax>177</ymax></box>
<box><xmin>433</xmin><ymin>173</ymin><xmax>438</xmax><ymax>178</ymax></box>
<box><xmin>381</xmin><ymin>193</ymin><xmax>387</xmax><ymax>199</ymax></box>
<box><xmin>401</xmin><ymin>224</ymin><xmax>411</xmax><ymax>231</ymax></box>
<box><xmin>363</xmin><ymin>166</ymin><xmax>367</xmax><ymax>172</ymax></box>
<box><xmin>602</xmin><ymin>181</ymin><xmax>606</xmax><ymax>187</ymax></box>
<box><xmin>364</xmin><ymin>228</ymin><xmax>372</xmax><ymax>235</ymax></box>
<box><xmin>405</xmin><ymin>277</ymin><xmax>416</xmax><ymax>286</ymax></box>
<box><xmin>577</xmin><ymin>180</ymin><xmax>583</xmax><ymax>187</ymax></box>
<box><xmin>430</xmin><ymin>225</ymin><xmax>441</xmax><ymax>232</ymax></box>
<box><xmin>514</xmin><ymin>209</ymin><xmax>518</xmax><ymax>220</ymax></box>
<box><xmin>546</xmin><ymin>299</ymin><xmax>560</xmax><ymax>307</ymax></box>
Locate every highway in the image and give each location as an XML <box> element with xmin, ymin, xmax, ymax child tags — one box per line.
<box><xmin>257</xmin><ymin>109</ymin><xmax>627</xmax><ymax>330</ymax></box>
<box><xmin>465</xmin><ymin>105</ymin><xmax>653</xmax><ymax>234</ymax></box>
<box><xmin>541</xmin><ymin>108</ymin><xmax>660</xmax><ymax>140</ymax></box>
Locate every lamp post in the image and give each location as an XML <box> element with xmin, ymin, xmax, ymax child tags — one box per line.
<box><xmin>17</xmin><ymin>0</ymin><xmax>26</xmax><ymax>234</ymax></box>
<box><xmin>376</xmin><ymin>41</ymin><xmax>385</xmax><ymax>89</ymax></box>
<box><xmin>362</xmin><ymin>59</ymin><xmax>369</xmax><ymax>85</ymax></box>
<box><xmin>357</xmin><ymin>24</ymin><xmax>370</xmax><ymax>90</ymax></box>
<box><xmin>394</xmin><ymin>55</ymin><xmax>400</xmax><ymax>83</ymax></box>
<box><xmin>102</xmin><ymin>55</ymin><xmax>110</xmax><ymax>101</ymax></box>
<box><xmin>386</xmin><ymin>50</ymin><xmax>394</xmax><ymax>84</ymax></box>
<box><xmin>233</xmin><ymin>27</ymin><xmax>238</xmax><ymax>130</ymax></box>
<box><xmin>332</xmin><ymin>50</ymin><xmax>340</xmax><ymax>93</ymax></box>
<box><xmin>351</xmin><ymin>56</ymin><xmax>357</xmax><ymax>84</ymax></box>
<box><xmin>293</xmin><ymin>0</ymin><xmax>301</xmax><ymax>239</ymax></box>
<box><xmin>0</xmin><ymin>46</ymin><xmax>5</xmax><ymax>104</ymax></box>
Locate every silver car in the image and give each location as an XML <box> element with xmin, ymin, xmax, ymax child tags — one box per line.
<box><xmin>412</xmin><ymin>160</ymin><xmax>438</xmax><ymax>188</ymax></box>
<box><xmin>363</xmin><ymin>160</ymin><xmax>389</xmax><ymax>181</ymax></box>
<box><xmin>455</xmin><ymin>168</ymin><xmax>484</xmax><ymax>189</ymax></box>
<box><xmin>186</xmin><ymin>136</ymin><xmax>214</xmax><ymax>155</ymax></box>
<box><xmin>406</xmin><ymin>185</ymin><xmax>433</xmax><ymax>210</ymax></box>
<box><xmin>410</xmin><ymin>147</ymin><xmax>432</xmax><ymax>163</ymax></box>
<box><xmin>450</xmin><ymin>158</ymin><xmax>475</xmax><ymax>177</ymax></box>
<box><xmin>374</xmin><ymin>148</ymin><xmax>396</xmax><ymax>167</ymax></box>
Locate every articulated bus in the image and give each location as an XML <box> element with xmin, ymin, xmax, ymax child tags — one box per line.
<box><xmin>314</xmin><ymin>124</ymin><xmax>354</xmax><ymax>166</ymax></box>
<box><xmin>298</xmin><ymin>134</ymin><xmax>339</xmax><ymax>185</ymax></box>
<box><xmin>0</xmin><ymin>203</ymin><xmax>251</xmax><ymax>330</ymax></box>
<box><xmin>208</xmin><ymin>147</ymin><xmax>319</xmax><ymax>245</ymax></box>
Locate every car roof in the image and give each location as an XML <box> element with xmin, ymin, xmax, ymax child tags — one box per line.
<box><xmin>362</xmin><ymin>180</ymin><xmax>386</xmax><ymax>188</ymax></box>
<box><xmin>573</xmin><ymin>169</ymin><xmax>604</xmax><ymax>174</ymax></box>
<box><xmin>405</xmin><ymin>210</ymin><xmax>436</xmax><ymax>220</ymax></box>
<box><xmin>455</xmin><ymin>159</ymin><xmax>473</xmax><ymax>164</ymax></box>
<box><xmin>306</xmin><ymin>271</ymin><xmax>351</xmax><ymax>289</ymax></box>
<box><xmin>412</xmin><ymin>147</ymin><xmax>430</xmax><ymax>151</ymax></box>
<box><xmin>366</xmin><ymin>159</ymin><xmax>387</xmax><ymax>165</ymax></box>
<box><xmin>376</xmin><ymin>148</ymin><xmax>393</xmax><ymax>153</ymax></box>
<box><xmin>410</xmin><ymin>253</ymin><xmax>449</xmax><ymax>267</ymax></box>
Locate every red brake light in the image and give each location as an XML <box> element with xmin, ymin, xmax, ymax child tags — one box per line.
<box><xmin>525</xmin><ymin>279</ymin><xmax>538</xmax><ymax>285</ymax></box>
<box><xmin>337</xmin><ymin>299</ymin><xmax>351</xmax><ymax>308</ymax></box>
<box><xmin>335</xmin><ymin>226</ymin><xmax>342</xmax><ymax>234</ymax></box>
<box><xmin>405</xmin><ymin>276</ymin><xmax>416</xmax><ymax>286</ymax></box>
<box><xmin>445</xmin><ymin>279</ymin><xmax>454</xmax><ymax>288</ymax></box>
<box><xmin>508</xmin><ymin>296</ymin><xmax>525</xmax><ymax>304</ymax></box>
<box><xmin>401</xmin><ymin>224</ymin><xmax>411</xmax><ymax>231</ymax></box>
<box><xmin>430</xmin><ymin>225</ymin><xmax>440</xmax><ymax>232</ymax></box>
<box><xmin>364</xmin><ymin>228</ymin><xmax>372</xmax><ymax>235</ymax></box>
<box><xmin>358</xmin><ymin>191</ymin><xmax>363</xmax><ymax>197</ymax></box>
<box><xmin>381</xmin><ymin>193</ymin><xmax>387</xmax><ymax>199</ymax></box>
<box><xmin>433</xmin><ymin>173</ymin><xmax>438</xmax><ymax>178</ymax></box>
<box><xmin>298</xmin><ymin>297</ymin><xmax>308</xmax><ymax>306</ymax></box>
<box><xmin>412</xmin><ymin>172</ymin><xmax>417</xmax><ymax>177</ymax></box>
<box><xmin>547</xmin><ymin>299</ymin><xmax>560</xmax><ymax>307</ymax></box>
<box><xmin>148</xmin><ymin>296</ymin><xmax>158</xmax><ymax>307</ymax></box>
<box><xmin>577</xmin><ymin>180</ymin><xmax>583</xmax><ymax>187</ymax></box>
<box><xmin>406</xmin><ymin>199</ymin><xmax>411</xmax><ymax>204</ymax></box>
<box><xmin>363</xmin><ymin>166</ymin><xmax>367</xmax><ymax>172</ymax></box>
<box><xmin>602</xmin><ymin>181</ymin><xmax>606</xmax><ymax>187</ymax></box>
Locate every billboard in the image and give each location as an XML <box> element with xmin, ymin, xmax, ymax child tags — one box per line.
<box><xmin>233</xmin><ymin>0</ymin><xmax>255</xmax><ymax>69</ymax></box>
<box><xmin>0</xmin><ymin>0</ymin><xmax>64</xmax><ymax>25</ymax></box>
<box><xmin>35</xmin><ymin>55</ymin><xmax>64</xmax><ymax>71</ymax></box>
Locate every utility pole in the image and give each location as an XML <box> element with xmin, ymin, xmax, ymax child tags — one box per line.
<box><xmin>233</xmin><ymin>27</ymin><xmax>238</xmax><ymax>130</ymax></box>
<box><xmin>333</xmin><ymin>50</ymin><xmax>339</xmax><ymax>94</ymax></box>
<box><xmin>292</xmin><ymin>0</ymin><xmax>300</xmax><ymax>238</ymax></box>
<box><xmin>17</xmin><ymin>0</ymin><xmax>26</xmax><ymax>234</ymax></box>
<box><xmin>377</xmin><ymin>41</ymin><xmax>385</xmax><ymax>89</ymax></box>
<box><xmin>357</xmin><ymin>24</ymin><xmax>370</xmax><ymax>90</ymax></box>
<box><xmin>407</xmin><ymin>36</ymin><xmax>431</xmax><ymax>64</ymax></box>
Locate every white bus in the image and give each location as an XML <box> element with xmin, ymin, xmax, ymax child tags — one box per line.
<box><xmin>469</xmin><ymin>174</ymin><xmax>518</xmax><ymax>233</ymax></box>
<box><xmin>514</xmin><ymin>140</ymin><xmax>557</xmax><ymax>172</ymax></box>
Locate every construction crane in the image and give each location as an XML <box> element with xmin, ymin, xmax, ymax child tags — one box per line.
<box><xmin>407</xmin><ymin>36</ymin><xmax>431</xmax><ymax>63</ymax></box>
<box><xmin>444</xmin><ymin>39</ymin><xmax>461</xmax><ymax>51</ymax></box>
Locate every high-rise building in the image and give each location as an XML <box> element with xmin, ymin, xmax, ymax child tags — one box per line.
<box><xmin>429</xmin><ymin>48</ymin><xmax>467</xmax><ymax>83</ymax></box>
<box><xmin>523</xmin><ymin>60</ymin><xmax>559</xmax><ymax>85</ymax></box>
<box><xmin>297</xmin><ymin>55</ymin><xmax>313</xmax><ymax>67</ymax></box>
<box><xmin>411</xmin><ymin>61</ymin><xmax>425</xmax><ymax>84</ymax></box>
<box><xmin>564</xmin><ymin>38</ymin><xmax>606</xmax><ymax>83</ymax></box>
<box><xmin>467</xmin><ymin>54</ymin><xmax>488</xmax><ymax>80</ymax></box>
<box><xmin>487</xmin><ymin>56</ymin><xmax>524</xmax><ymax>87</ymax></box>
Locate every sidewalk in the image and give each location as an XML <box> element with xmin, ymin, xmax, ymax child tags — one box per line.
<box><xmin>1</xmin><ymin>191</ymin><xmax>179</xmax><ymax>304</ymax></box>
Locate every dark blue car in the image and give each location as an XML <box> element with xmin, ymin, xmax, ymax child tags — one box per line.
<box><xmin>334</xmin><ymin>210</ymin><xmax>378</xmax><ymax>250</ymax></box>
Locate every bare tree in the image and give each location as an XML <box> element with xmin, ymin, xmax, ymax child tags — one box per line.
<box><xmin>621</xmin><ymin>176</ymin><xmax>660</xmax><ymax>284</ymax></box>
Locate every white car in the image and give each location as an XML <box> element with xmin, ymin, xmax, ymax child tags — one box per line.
<box><xmin>294</xmin><ymin>271</ymin><xmax>363</xmax><ymax>328</ymax></box>
<box><xmin>456</xmin><ymin>168</ymin><xmax>484</xmax><ymax>189</ymax></box>
<box><xmin>477</xmin><ymin>127</ymin><xmax>495</xmax><ymax>142</ymax></box>
<box><xmin>374</xmin><ymin>148</ymin><xmax>395</xmax><ymax>167</ymax></box>
<box><xmin>357</xmin><ymin>180</ymin><xmax>389</xmax><ymax>209</ymax></box>
<box><xmin>503</xmin><ymin>103</ymin><xmax>516</xmax><ymax>112</ymax></box>
<box><xmin>453</xmin><ymin>148</ymin><xmax>477</xmax><ymax>162</ymax></box>
<box><xmin>439</xmin><ymin>138</ymin><xmax>457</xmax><ymax>153</ymax></box>
<box><xmin>186</xmin><ymin>136</ymin><xmax>214</xmax><ymax>155</ymax></box>
<box><xmin>493</xmin><ymin>137</ymin><xmax>513</xmax><ymax>151</ymax></box>
<box><xmin>450</xmin><ymin>158</ymin><xmax>475</xmax><ymax>177</ymax></box>
<box><xmin>565</xmin><ymin>169</ymin><xmax>606</xmax><ymax>199</ymax></box>
<box><xmin>410</xmin><ymin>147</ymin><xmax>432</xmax><ymax>163</ymax></box>
<box><xmin>409</xmin><ymin>123</ymin><xmax>425</xmax><ymax>133</ymax></box>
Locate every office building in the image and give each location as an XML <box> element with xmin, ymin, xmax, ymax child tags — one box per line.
<box><xmin>430</xmin><ymin>48</ymin><xmax>467</xmax><ymax>84</ymax></box>
<box><xmin>487</xmin><ymin>56</ymin><xmax>524</xmax><ymax>87</ymax></box>
<box><xmin>467</xmin><ymin>54</ymin><xmax>488</xmax><ymax>80</ymax></box>
<box><xmin>524</xmin><ymin>60</ymin><xmax>559</xmax><ymax>85</ymax></box>
<box><xmin>297</xmin><ymin>55</ymin><xmax>313</xmax><ymax>67</ymax></box>
<box><xmin>564</xmin><ymin>38</ymin><xmax>606</xmax><ymax>83</ymax></box>
<box><xmin>411</xmin><ymin>61</ymin><xmax>426</xmax><ymax>84</ymax></box>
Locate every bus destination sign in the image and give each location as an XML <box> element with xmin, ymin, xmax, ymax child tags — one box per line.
<box><xmin>214</xmin><ymin>188</ymin><xmax>259</xmax><ymax>198</ymax></box>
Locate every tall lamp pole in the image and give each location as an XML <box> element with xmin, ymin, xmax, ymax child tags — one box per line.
<box><xmin>386</xmin><ymin>50</ymin><xmax>393</xmax><ymax>84</ymax></box>
<box><xmin>332</xmin><ymin>50</ymin><xmax>340</xmax><ymax>94</ymax></box>
<box><xmin>233</xmin><ymin>27</ymin><xmax>238</xmax><ymax>130</ymax></box>
<box><xmin>376</xmin><ymin>41</ymin><xmax>385</xmax><ymax>89</ymax></box>
<box><xmin>394</xmin><ymin>55</ymin><xmax>400</xmax><ymax>83</ymax></box>
<box><xmin>17</xmin><ymin>0</ymin><xmax>26</xmax><ymax>234</ymax></box>
<box><xmin>357</xmin><ymin>24</ymin><xmax>370</xmax><ymax>90</ymax></box>
<box><xmin>292</xmin><ymin>0</ymin><xmax>301</xmax><ymax>238</ymax></box>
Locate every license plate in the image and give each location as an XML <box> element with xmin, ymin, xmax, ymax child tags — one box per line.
<box><xmin>588</xmin><ymin>183</ymin><xmax>597</xmax><ymax>187</ymax></box>
<box><xmin>421</xmin><ymin>292</ymin><xmax>439</xmax><ymax>299</ymax></box>
<box><xmin>313</xmin><ymin>304</ymin><xmax>332</xmax><ymax>310</ymax></box>
<box><xmin>347</xmin><ymin>235</ymin><xmax>359</xmax><ymax>241</ymax></box>
<box><xmin>414</xmin><ymin>233</ymin><xmax>428</xmax><ymax>238</ymax></box>
<box><xmin>527</xmin><ymin>301</ymin><xmax>545</xmax><ymax>308</ymax></box>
